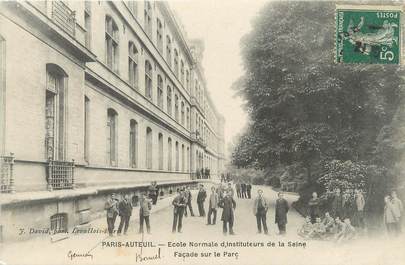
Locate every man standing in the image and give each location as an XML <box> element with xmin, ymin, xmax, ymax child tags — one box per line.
<box><xmin>247</xmin><ymin>183</ymin><xmax>252</xmax><ymax>199</ymax></box>
<box><xmin>391</xmin><ymin>190</ymin><xmax>403</xmax><ymax>234</ymax></box>
<box><xmin>207</xmin><ymin>186</ymin><xmax>219</xmax><ymax>225</ymax></box>
<box><xmin>148</xmin><ymin>181</ymin><xmax>158</xmax><ymax>205</ymax></box>
<box><xmin>253</xmin><ymin>189</ymin><xmax>269</xmax><ymax>234</ymax></box>
<box><xmin>241</xmin><ymin>183</ymin><xmax>247</xmax><ymax>199</ymax></box>
<box><xmin>308</xmin><ymin>192</ymin><xmax>320</xmax><ymax>223</ymax></box>
<box><xmin>354</xmin><ymin>189</ymin><xmax>365</xmax><ymax>229</ymax></box>
<box><xmin>184</xmin><ymin>186</ymin><xmax>195</xmax><ymax>217</ymax></box>
<box><xmin>117</xmin><ymin>194</ymin><xmax>133</xmax><ymax>235</ymax></box>
<box><xmin>172</xmin><ymin>190</ymin><xmax>187</xmax><ymax>233</ymax></box>
<box><xmin>104</xmin><ymin>193</ymin><xmax>119</xmax><ymax>236</ymax></box>
<box><xmin>275</xmin><ymin>192</ymin><xmax>289</xmax><ymax>235</ymax></box>
<box><xmin>139</xmin><ymin>192</ymin><xmax>152</xmax><ymax>234</ymax></box>
<box><xmin>331</xmin><ymin>188</ymin><xmax>343</xmax><ymax>219</ymax></box>
<box><xmin>197</xmin><ymin>184</ymin><xmax>207</xmax><ymax>217</ymax></box>
<box><xmin>235</xmin><ymin>182</ymin><xmax>241</xmax><ymax>198</ymax></box>
<box><xmin>219</xmin><ymin>191</ymin><xmax>236</xmax><ymax>235</ymax></box>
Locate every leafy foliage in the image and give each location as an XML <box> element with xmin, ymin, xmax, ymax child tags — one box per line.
<box><xmin>231</xmin><ymin>1</ymin><xmax>404</xmax><ymax>213</ymax></box>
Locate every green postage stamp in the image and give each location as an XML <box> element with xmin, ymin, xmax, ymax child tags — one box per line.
<box><xmin>336</xmin><ymin>5</ymin><xmax>402</xmax><ymax>64</ymax></box>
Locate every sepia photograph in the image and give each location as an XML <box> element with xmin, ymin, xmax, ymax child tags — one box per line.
<box><xmin>0</xmin><ymin>0</ymin><xmax>404</xmax><ymax>264</ymax></box>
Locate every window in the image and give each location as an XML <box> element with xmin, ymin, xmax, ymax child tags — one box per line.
<box><xmin>105</xmin><ymin>16</ymin><xmax>119</xmax><ymax>72</ymax></box>
<box><xmin>186</xmin><ymin>107</ymin><xmax>190</xmax><ymax>129</ymax></box>
<box><xmin>167</xmin><ymin>86</ymin><xmax>172</xmax><ymax>116</ymax></box>
<box><xmin>84</xmin><ymin>1</ymin><xmax>91</xmax><ymax>49</ymax></box>
<box><xmin>167</xmin><ymin>137</ymin><xmax>172</xmax><ymax>171</ymax></box>
<box><xmin>144</xmin><ymin>1</ymin><xmax>152</xmax><ymax>37</ymax></box>
<box><xmin>181</xmin><ymin>101</ymin><xmax>185</xmax><ymax>125</ymax></box>
<box><xmin>128</xmin><ymin>42</ymin><xmax>138</xmax><ymax>88</ymax></box>
<box><xmin>174</xmin><ymin>94</ymin><xmax>179</xmax><ymax>121</ymax></box>
<box><xmin>156</xmin><ymin>18</ymin><xmax>163</xmax><ymax>52</ymax></box>
<box><xmin>107</xmin><ymin>108</ymin><xmax>118</xmax><ymax>166</ymax></box>
<box><xmin>84</xmin><ymin>96</ymin><xmax>90</xmax><ymax>162</ymax></box>
<box><xmin>145</xmin><ymin>60</ymin><xmax>152</xmax><ymax>99</ymax></box>
<box><xmin>157</xmin><ymin>75</ymin><xmax>163</xmax><ymax>109</ymax></box>
<box><xmin>127</xmin><ymin>1</ymin><xmax>137</xmax><ymax>16</ymax></box>
<box><xmin>181</xmin><ymin>144</ymin><xmax>185</xmax><ymax>172</ymax></box>
<box><xmin>185</xmin><ymin>70</ymin><xmax>190</xmax><ymax>91</ymax></box>
<box><xmin>174</xmin><ymin>49</ymin><xmax>179</xmax><ymax>77</ymax></box>
<box><xmin>166</xmin><ymin>35</ymin><xmax>172</xmax><ymax>66</ymax></box>
<box><xmin>45</xmin><ymin>64</ymin><xmax>67</xmax><ymax>161</ymax></box>
<box><xmin>158</xmin><ymin>133</ymin><xmax>163</xmax><ymax>170</ymax></box>
<box><xmin>146</xmin><ymin>127</ymin><xmax>152</xmax><ymax>169</ymax></box>
<box><xmin>50</xmin><ymin>213</ymin><xmax>68</xmax><ymax>234</ymax></box>
<box><xmin>175</xmin><ymin>141</ymin><xmax>179</xmax><ymax>171</ymax></box>
<box><xmin>129</xmin><ymin>119</ymin><xmax>137</xmax><ymax>168</ymax></box>
<box><xmin>180</xmin><ymin>60</ymin><xmax>184</xmax><ymax>84</ymax></box>
<box><xmin>186</xmin><ymin>147</ymin><xmax>190</xmax><ymax>172</ymax></box>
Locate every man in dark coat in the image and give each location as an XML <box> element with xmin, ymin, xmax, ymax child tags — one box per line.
<box><xmin>197</xmin><ymin>184</ymin><xmax>207</xmax><ymax>217</ymax></box>
<box><xmin>172</xmin><ymin>190</ymin><xmax>187</xmax><ymax>233</ymax></box>
<box><xmin>241</xmin><ymin>183</ymin><xmax>247</xmax><ymax>199</ymax></box>
<box><xmin>219</xmin><ymin>190</ymin><xmax>236</xmax><ymax>235</ymax></box>
<box><xmin>235</xmin><ymin>183</ymin><xmax>241</xmax><ymax>198</ymax></box>
<box><xmin>139</xmin><ymin>192</ymin><xmax>152</xmax><ymax>234</ymax></box>
<box><xmin>246</xmin><ymin>183</ymin><xmax>252</xmax><ymax>199</ymax></box>
<box><xmin>308</xmin><ymin>192</ymin><xmax>320</xmax><ymax>224</ymax></box>
<box><xmin>253</xmin><ymin>189</ymin><xmax>269</xmax><ymax>234</ymax></box>
<box><xmin>104</xmin><ymin>193</ymin><xmax>119</xmax><ymax>236</ymax></box>
<box><xmin>275</xmin><ymin>192</ymin><xmax>289</xmax><ymax>235</ymax></box>
<box><xmin>117</xmin><ymin>194</ymin><xmax>133</xmax><ymax>235</ymax></box>
<box><xmin>184</xmin><ymin>186</ymin><xmax>195</xmax><ymax>217</ymax></box>
<box><xmin>148</xmin><ymin>181</ymin><xmax>158</xmax><ymax>205</ymax></box>
<box><xmin>331</xmin><ymin>188</ymin><xmax>343</xmax><ymax>219</ymax></box>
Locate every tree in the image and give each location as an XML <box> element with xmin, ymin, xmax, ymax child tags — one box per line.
<box><xmin>231</xmin><ymin>1</ymin><xmax>404</xmax><ymax>214</ymax></box>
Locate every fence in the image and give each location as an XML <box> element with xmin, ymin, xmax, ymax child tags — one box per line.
<box><xmin>47</xmin><ymin>159</ymin><xmax>75</xmax><ymax>190</ymax></box>
<box><xmin>0</xmin><ymin>153</ymin><xmax>15</xmax><ymax>193</ymax></box>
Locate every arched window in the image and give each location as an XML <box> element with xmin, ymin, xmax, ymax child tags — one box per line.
<box><xmin>186</xmin><ymin>107</ymin><xmax>190</xmax><ymax>129</ymax></box>
<box><xmin>174</xmin><ymin>94</ymin><xmax>179</xmax><ymax>121</ymax></box>
<box><xmin>174</xmin><ymin>49</ymin><xmax>179</xmax><ymax>77</ymax></box>
<box><xmin>146</xmin><ymin>127</ymin><xmax>152</xmax><ymax>169</ymax></box>
<box><xmin>158</xmin><ymin>133</ymin><xmax>163</xmax><ymax>170</ymax></box>
<box><xmin>128</xmin><ymin>42</ymin><xmax>138</xmax><ymax>88</ymax></box>
<box><xmin>180</xmin><ymin>60</ymin><xmax>184</xmax><ymax>84</ymax></box>
<box><xmin>129</xmin><ymin>119</ymin><xmax>137</xmax><ymax>168</ymax></box>
<box><xmin>166</xmin><ymin>35</ymin><xmax>172</xmax><ymax>66</ymax></box>
<box><xmin>145</xmin><ymin>60</ymin><xmax>152</xmax><ymax>99</ymax></box>
<box><xmin>167</xmin><ymin>86</ymin><xmax>172</xmax><ymax>116</ymax></box>
<box><xmin>181</xmin><ymin>101</ymin><xmax>185</xmax><ymax>125</ymax></box>
<box><xmin>45</xmin><ymin>64</ymin><xmax>68</xmax><ymax>161</ymax></box>
<box><xmin>107</xmin><ymin>108</ymin><xmax>118</xmax><ymax>166</ymax></box>
<box><xmin>105</xmin><ymin>16</ymin><xmax>119</xmax><ymax>72</ymax></box>
<box><xmin>167</xmin><ymin>137</ymin><xmax>172</xmax><ymax>171</ymax></box>
<box><xmin>185</xmin><ymin>70</ymin><xmax>190</xmax><ymax>91</ymax></box>
<box><xmin>175</xmin><ymin>141</ymin><xmax>179</xmax><ymax>171</ymax></box>
<box><xmin>157</xmin><ymin>75</ymin><xmax>163</xmax><ymax>109</ymax></box>
<box><xmin>186</xmin><ymin>146</ymin><xmax>190</xmax><ymax>173</ymax></box>
<box><xmin>181</xmin><ymin>144</ymin><xmax>185</xmax><ymax>172</ymax></box>
<box><xmin>144</xmin><ymin>1</ymin><xmax>152</xmax><ymax>36</ymax></box>
<box><xmin>156</xmin><ymin>18</ymin><xmax>163</xmax><ymax>52</ymax></box>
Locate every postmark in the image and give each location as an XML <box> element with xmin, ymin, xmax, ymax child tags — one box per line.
<box><xmin>335</xmin><ymin>5</ymin><xmax>402</xmax><ymax>64</ymax></box>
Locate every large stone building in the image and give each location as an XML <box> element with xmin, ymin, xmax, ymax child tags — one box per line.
<box><xmin>0</xmin><ymin>1</ymin><xmax>225</xmax><ymax>241</ymax></box>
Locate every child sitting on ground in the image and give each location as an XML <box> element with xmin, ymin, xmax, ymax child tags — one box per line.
<box><xmin>298</xmin><ymin>216</ymin><xmax>314</xmax><ymax>238</ymax></box>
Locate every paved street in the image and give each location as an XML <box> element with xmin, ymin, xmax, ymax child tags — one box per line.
<box><xmin>1</xmin><ymin>184</ymin><xmax>404</xmax><ymax>265</ymax></box>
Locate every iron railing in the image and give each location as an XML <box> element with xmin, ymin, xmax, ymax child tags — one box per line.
<box><xmin>47</xmin><ymin>159</ymin><xmax>75</xmax><ymax>190</ymax></box>
<box><xmin>51</xmin><ymin>1</ymin><xmax>76</xmax><ymax>37</ymax></box>
<box><xmin>0</xmin><ymin>153</ymin><xmax>15</xmax><ymax>193</ymax></box>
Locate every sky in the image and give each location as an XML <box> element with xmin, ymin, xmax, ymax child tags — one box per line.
<box><xmin>169</xmin><ymin>0</ymin><xmax>268</xmax><ymax>153</ymax></box>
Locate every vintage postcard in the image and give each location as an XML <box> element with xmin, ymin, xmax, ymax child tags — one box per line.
<box><xmin>0</xmin><ymin>1</ymin><xmax>404</xmax><ymax>265</ymax></box>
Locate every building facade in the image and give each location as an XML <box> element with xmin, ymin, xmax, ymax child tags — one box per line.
<box><xmin>0</xmin><ymin>1</ymin><xmax>225</xmax><ymax>241</ymax></box>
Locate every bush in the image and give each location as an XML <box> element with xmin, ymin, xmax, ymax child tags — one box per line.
<box><xmin>266</xmin><ymin>176</ymin><xmax>281</xmax><ymax>188</ymax></box>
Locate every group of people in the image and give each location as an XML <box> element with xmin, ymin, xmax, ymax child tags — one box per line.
<box><xmin>104</xmin><ymin>192</ymin><xmax>152</xmax><ymax>236</ymax></box>
<box><xmin>235</xmin><ymin>182</ymin><xmax>252</xmax><ymax>199</ymax></box>
<box><xmin>298</xmin><ymin>212</ymin><xmax>356</xmax><ymax>243</ymax></box>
